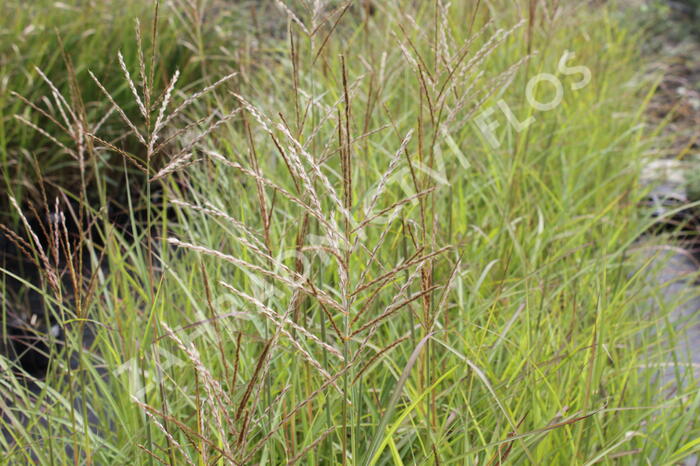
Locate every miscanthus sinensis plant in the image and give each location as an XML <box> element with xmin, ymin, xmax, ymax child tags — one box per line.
<box><xmin>144</xmin><ymin>4</ymin><xmax>534</xmax><ymax>464</ymax></box>
<box><xmin>3</xmin><ymin>0</ymin><xmax>699</xmax><ymax>464</ymax></box>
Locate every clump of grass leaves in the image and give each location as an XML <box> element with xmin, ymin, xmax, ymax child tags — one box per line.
<box><xmin>2</xmin><ymin>0</ymin><xmax>700</xmax><ymax>464</ymax></box>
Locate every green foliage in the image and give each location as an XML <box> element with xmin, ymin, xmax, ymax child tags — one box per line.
<box><xmin>1</xmin><ymin>1</ymin><xmax>698</xmax><ymax>464</ymax></box>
